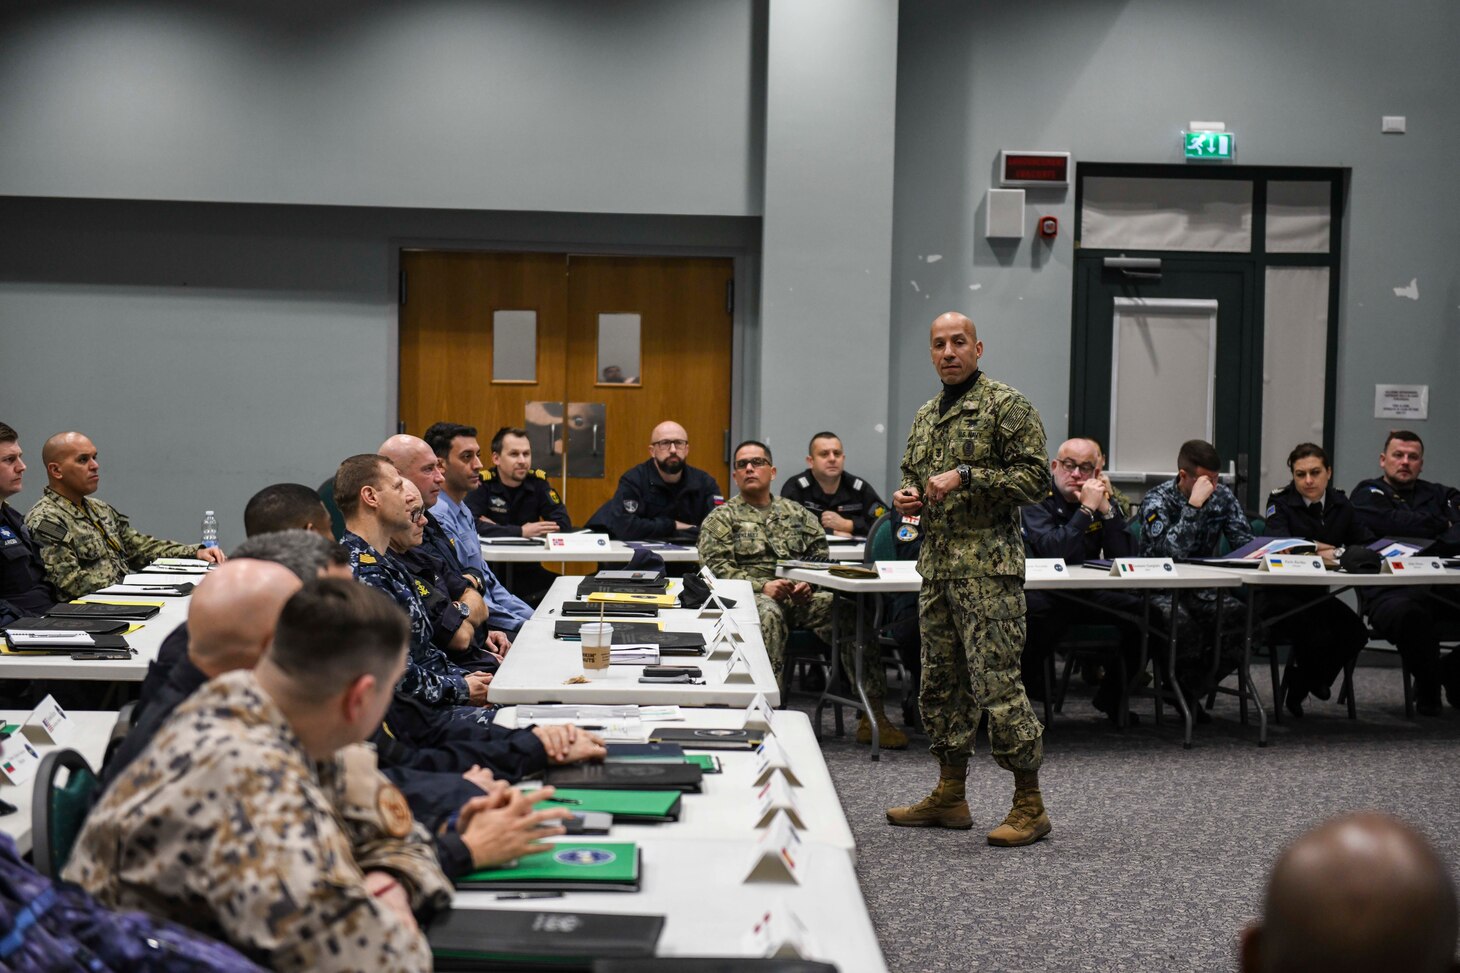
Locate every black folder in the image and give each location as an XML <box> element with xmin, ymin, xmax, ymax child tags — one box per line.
<box><xmin>7</xmin><ymin>616</ymin><xmax>130</xmax><ymax>635</ymax></box>
<box><xmin>47</xmin><ymin>602</ymin><xmax>161</xmax><ymax>621</ymax></box>
<box><xmin>544</xmin><ymin>760</ymin><xmax>703</xmax><ymax>793</ymax></box>
<box><xmin>561</xmin><ymin>600</ymin><xmax>661</xmax><ymax>618</ymax></box>
<box><xmin>648</xmin><ymin>727</ymin><xmax>764</xmax><ymax>751</ymax></box>
<box><xmin>431</xmin><ymin>909</ymin><xmax>664</xmax><ymax>970</ymax></box>
<box><xmin>552</xmin><ymin>622</ymin><xmax>706</xmax><ymax>656</ymax></box>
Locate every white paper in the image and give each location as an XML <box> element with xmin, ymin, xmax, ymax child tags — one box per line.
<box><xmin>609</xmin><ymin>645</ymin><xmax>660</xmax><ymax>665</ymax></box>
<box><xmin>5</xmin><ymin>632</ymin><xmax>94</xmax><ymax>646</ymax></box>
<box><xmin>0</xmin><ymin>734</ymin><xmax>42</xmax><ymax>786</ymax></box>
<box><xmin>1374</xmin><ymin>384</ymin><xmax>1429</xmax><ymax>420</ymax></box>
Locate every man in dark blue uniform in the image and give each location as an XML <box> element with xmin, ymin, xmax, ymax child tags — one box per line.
<box><xmin>780</xmin><ymin>431</ymin><xmax>888</xmax><ymax>537</ymax></box>
<box><xmin>587</xmin><ymin>419</ymin><xmax>723</xmax><ymax>541</ymax></box>
<box><xmin>466</xmin><ymin>427</ymin><xmax>571</xmax><ymax>539</ymax></box>
<box><xmin>1021</xmin><ymin>437</ymin><xmax>1141</xmax><ymax>723</ymax></box>
<box><xmin>465</xmin><ymin>426</ymin><xmax>571</xmax><ymax>604</ymax></box>
<box><xmin>1350</xmin><ymin>430</ymin><xmax>1460</xmax><ymax>715</ymax></box>
<box><xmin>0</xmin><ymin>422</ymin><xmax>57</xmax><ymax>630</ymax></box>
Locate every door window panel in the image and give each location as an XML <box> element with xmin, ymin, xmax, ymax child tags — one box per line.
<box><xmin>596</xmin><ymin>313</ymin><xmax>642</xmax><ymax>386</ymax></box>
<box><xmin>1082</xmin><ymin>177</ymin><xmax>1253</xmax><ymax>252</ymax></box>
<box><xmin>492</xmin><ymin>309</ymin><xmax>538</xmax><ymax>383</ymax></box>
<box><xmin>1266</xmin><ymin>181</ymin><xmax>1331</xmax><ymax>254</ymax></box>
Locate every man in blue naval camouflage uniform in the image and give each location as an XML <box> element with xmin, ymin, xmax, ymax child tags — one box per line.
<box><xmin>1137</xmin><ymin>439</ymin><xmax>1253</xmax><ymax>704</ymax></box>
<box><xmin>335</xmin><ymin>453</ymin><xmax>491</xmax><ymax>711</ymax></box>
<box><xmin>885</xmin><ymin>312</ymin><xmax>1053</xmax><ymax>847</ymax></box>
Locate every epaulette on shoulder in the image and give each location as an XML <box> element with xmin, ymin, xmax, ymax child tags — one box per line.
<box><xmin>357</xmin><ymin>552</ymin><xmax>377</xmax><ymax>565</ymax></box>
<box><xmin>534</xmin><ymin>469</ymin><xmax>547</xmax><ymax>480</ymax></box>
<box><xmin>851</xmin><ymin>478</ymin><xmax>864</xmax><ymax>491</ymax></box>
<box><xmin>480</xmin><ymin>469</ymin><xmax>495</xmax><ymax>483</ymax></box>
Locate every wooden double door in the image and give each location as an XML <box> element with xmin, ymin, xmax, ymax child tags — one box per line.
<box><xmin>398</xmin><ymin>251</ymin><xmax>734</xmax><ymax>527</ymax></box>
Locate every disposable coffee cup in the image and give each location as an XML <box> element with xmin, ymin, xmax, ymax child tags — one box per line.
<box><xmin>580</xmin><ymin>622</ymin><xmax>613</xmax><ymax>671</ymax></box>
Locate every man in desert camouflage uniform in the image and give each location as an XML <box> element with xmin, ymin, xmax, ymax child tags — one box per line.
<box><xmin>699</xmin><ymin>440</ymin><xmax>905</xmax><ymax>748</ymax></box>
<box><xmin>886</xmin><ymin>312</ymin><xmax>1053</xmax><ymax>847</ymax></box>
<box><xmin>65</xmin><ymin>578</ymin><xmax>451</xmax><ymax>973</ymax></box>
<box><xmin>25</xmin><ymin>431</ymin><xmax>224</xmax><ymax>599</ymax></box>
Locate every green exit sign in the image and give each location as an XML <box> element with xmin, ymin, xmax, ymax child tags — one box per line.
<box><xmin>1184</xmin><ymin>130</ymin><xmax>1235</xmax><ymax>161</ymax></box>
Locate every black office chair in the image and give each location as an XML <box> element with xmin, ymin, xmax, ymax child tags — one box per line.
<box><xmin>101</xmin><ymin>699</ymin><xmax>138</xmax><ymax>772</ymax></box>
<box><xmin>317</xmin><ymin>476</ymin><xmax>346</xmax><ymax>541</ymax></box>
<box><xmin>31</xmin><ymin>748</ymin><xmax>101</xmax><ymax>878</ymax></box>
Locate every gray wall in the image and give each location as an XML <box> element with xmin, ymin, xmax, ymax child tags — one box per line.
<box><xmin>758</xmin><ymin>0</ymin><xmax>898</xmax><ymax>485</ymax></box>
<box><xmin>889</xmin><ymin>0</ymin><xmax>1460</xmax><ymax>492</ymax></box>
<box><xmin>0</xmin><ymin>0</ymin><xmax>762</xmax><ymax>216</ymax></box>
<box><xmin>0</xmin><ymin>198</ymin><xmax>758</xmax><ymax>546</ymax></box>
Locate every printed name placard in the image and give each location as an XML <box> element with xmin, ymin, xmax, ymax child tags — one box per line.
<box><xmin>1383</xmin><ymin>556</ymin><xmax>1447</xmax><ymax>576</ymax></box>
<box><xmin>0</xmin><ymin>734</ymin><xmax>42</xmax><ymax>786</ymax></box>
<box><xmin>754</xmin><ymin>774</ymin><xmax>807</xmax><ymax>829</ymax></box>
<box><xmin>874</xmin><ymin>560</ymin><xmax>922</xmax><ymax>581</ymax></box>
<box><xmin>753</xmin><ymin>736</ymin><xmax>803</xmax><ymax>787</ymax></box>
<box><xmin>1259</xmin><ymin>555</ymin><xmax>1327</xmax><ymax>575</ymax></box>
<box><xmin>546</xmin><ymin>533</ymin><xmax>611</xmax><ymax>553</ymax></box>
<box><xmin>1109</xmin><ymin>558</ymin><xmax>1178</xmax><ymax>579</ymax></box>
<box><xmin>741</xmin><ymin>810</ymin><xmax>803</xmax><ymax>884</ymax></box>
<box><xmin>742</xmin><ymin>693</ymin><xmax>777</xmax><ymax>734</ymax></box>
<box><xmin>1024</xmin><ymin>558</ymin><xmax>1069</xmax><ymax>580</ymax></box>
<box><xmin>743</xmin><ymin>902</ymin><xmax>818</xmax><ymax>959</ymax></box>
<box><xmin>721</xmin><ymin>644</ymin><xmax>756</xmax><ymax>684</ymax></box>
<box><xmin>22</xmin><ymin>694</ymin><xmax>75</xmax><ymax>746</ymax></box>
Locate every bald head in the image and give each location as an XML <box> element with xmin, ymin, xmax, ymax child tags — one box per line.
<box><xmin>929</xmin><ymin>312</ymin><xmax>983</xmax><ymax>385</ymax></box>
<box><xmin>1243</xmin><ymin>813</ymin><xmax>1459</xmax><ymax>973</ymax></box>
<box><xmin>379</xmin><ymin>434</ymin><xmax>443</xmax><ymax>507</ymax></box>
<box><xmin>187</xmin><ymin>559</ymin><xmax>304</xmax><ymax>677</ymax></box>
<box><xmin>649</xmin><ymin>421</ymin><xmax>690</xmax><ymax>480</ymax></box>
<box><xmin>41</xmin><ymin>431</ymin><xmax>100</xmax><ymax>501</ymax></box>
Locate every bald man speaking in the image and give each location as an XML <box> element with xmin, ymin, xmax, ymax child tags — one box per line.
<box><xmin>1243</xmin><ymin>813</ymin><xmax>1459</xmax><ymax>973</ymax></box>
<box><xmin>26</xmin><ymin>430</ymin><xmax>224</xmax><ymax>599</ymax></box>
<box><xmin>588</xmin><ymin>419</ymin><xmax>724</xmax><ymax>541</ymax></box>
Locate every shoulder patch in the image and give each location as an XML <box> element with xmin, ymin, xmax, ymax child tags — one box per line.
<box><xmin>29</xmin><ymin>517</ymin><xmax>68</xmax><ymax>544</ymax></box>
<box><xmin>623</xmin><ymin>499</ymin><xmax>639</xmax><ymax>513</ymax></box>
<box><xmin>480</xmin><ymin>469</ymin><xmax>495</xmax><ymax>482</ymax></box>
<box><xmin>797</xmin><ymin>475</ymin><xmax>810</xmax><ymax>489</ymax></box>
<box><xmin>852</xmin><ymin>478</ymin><xmax>864</xmax><ymax>491</ymax></box>
<box><xmin>896</xmin><ymin>524</ymin><xmax>919</xmax><ymax>542</ymax></box>
<box><xmin>712</xmin><ymin>495</ymin><xmax>725</xmax><ymax>506</ymax></box>
<box><xmin>548</xmin><ymin>489</ymin><xmax>561</xmax><ymax>504</ymax></box>
<box><xmin>1265</xmin><ymin>504</ymin><xmax>1276</xmax><ymax>516</ymax></box>
<box><xmin>357</xmin><ymin>552</ymin><xmax>377</xmax><ymax>565</ymax></box>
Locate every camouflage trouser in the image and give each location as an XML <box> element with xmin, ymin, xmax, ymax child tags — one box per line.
<box><xmin>919</xmin><ymin>576</ymin><xmax>1043</xmax><ymax>773</ymax></box>
<box><xmin>756</xmin><ymin>591</ymin><xmax>880</xmax><ymax>696</ymax></box>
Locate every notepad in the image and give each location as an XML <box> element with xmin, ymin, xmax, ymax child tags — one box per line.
<box><xmin>454</xmin><ymin>842</ymin><xmax>641</xmax><ymax>892</ymax></box>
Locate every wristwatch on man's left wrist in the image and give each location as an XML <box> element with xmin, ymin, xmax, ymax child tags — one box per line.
<box><xmin>452</xmin><ymin>601</ymin><xmax>470</xmax><ymax>620</ymax></box>
<box><xmin>957</xmin><ymin>464</ymin><xmax>972</xmax><ymax>489</ymax></box>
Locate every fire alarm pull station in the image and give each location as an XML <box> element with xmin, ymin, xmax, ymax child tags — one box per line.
<box><xmin>1038</xmin><ymin>216</ymin><xmax>1058</xmax><ymax>239</ymax></box>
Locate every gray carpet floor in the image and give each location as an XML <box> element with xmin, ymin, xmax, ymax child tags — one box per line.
<box><xmin>791</xmin><ymin>659</ymin><xmax>1460</xmax><ymax>973</ymax></box>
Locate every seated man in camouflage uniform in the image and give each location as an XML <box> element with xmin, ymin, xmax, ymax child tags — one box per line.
<box><xmin>65</xmin><ymin>578</ymin><xmax>452</xmax><ymax>972</ymax></box>
<box><xmin>26</xmin><ymin>431</ymin><xmax>224</xmax><ymax>599</ymax></box>
<box><xmin>1137</xmin><ymin>438</ymin><xmax>1254</xmax><ymax>707</ymax></box>
<box><xmin>699</xmin><ymin>440</ymin><xmax>905</xmax><ymax>748</ymax></box>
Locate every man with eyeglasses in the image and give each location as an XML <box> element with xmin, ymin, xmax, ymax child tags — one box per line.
<box><xmin>1021</xmin><ymin>437</ymin><xmax>1141</xmax><ymax>724</ymax></box>
<box><xmin>587</xmin><ymin>420</ymin><xmax>724</xmax><ymax>541</ymax></box>
<box><xmin>886</xmin><ymin>311</ymin><xmax>1052</xmax><ymax>847</ymax></box>
<box><xmin>699</xmin><ymin>441</ymin><xmax>906</xmax><ymax>747</ymax></box>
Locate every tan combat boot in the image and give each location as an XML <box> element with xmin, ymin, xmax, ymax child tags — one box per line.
<box><xmin>855</xmin><ymin>699</ymin><xmax>909</xmax><ymax>749</ymax></box>
<box><xmin>886</xmin><ymin>762</ymin><xmax>973</xmax><ymax>828</ymax></box>
<box><xmin>986</xmin><ymin>770</ymin><xmax>1052</xmax><ymax>847</ymax></box>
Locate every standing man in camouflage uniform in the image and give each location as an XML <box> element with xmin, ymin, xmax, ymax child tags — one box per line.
<box><xmin>65</xmin><ymin>578</ymin><xmax>452</xmax><ymax>972</ymax></box>
<box><xmin>25</xmin><ymin>431</ymin><xmax>224</xmax><ymax>599</ymax></box>
<box><xmin>886</xmin><ymin>312</ymin><xmax>1053</xmax><ymax>846</ymax></box>
<box><xmin>699</xmin><ymin>440</ymin><xmax>906</xmax><ymax>748</ymax></box>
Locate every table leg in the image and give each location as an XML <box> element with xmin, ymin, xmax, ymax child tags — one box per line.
<box><xmin>1167</xmin><ymin>590</ymin><xmax>1193</xmax><ymax>749</ymax></box>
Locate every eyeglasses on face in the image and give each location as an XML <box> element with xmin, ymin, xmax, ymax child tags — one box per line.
<box><xmin>1056</xmin><ymin>458</ymin><xmax>1097</xmax><ymax>476</ymax></box>
<box><xmin>651</xmin><ymin>439</ymin><xmax>689</xmax><ymax>450</ymax></box>
<box><xmin>734</xmin><ymin>456</ymin><xmax>771</xmax><ymax>470</ymax></box>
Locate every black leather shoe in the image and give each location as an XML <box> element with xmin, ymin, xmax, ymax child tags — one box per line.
<box><xmin>1285</xmin><ymin>688</ymin><xmax>1306</xmax><ymax>719</ymax></box>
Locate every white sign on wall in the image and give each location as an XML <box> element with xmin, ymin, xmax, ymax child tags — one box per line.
<box><xmin>1374</xmin><ymin>384</ymin><xmax>1428</xmax><ymax>420</ymax></box>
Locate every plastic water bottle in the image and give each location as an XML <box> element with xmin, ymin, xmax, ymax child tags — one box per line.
<box><xmin>201</xmin><ymin>510</ymin><xmax>219</xmax><ymax>549</ymax></box>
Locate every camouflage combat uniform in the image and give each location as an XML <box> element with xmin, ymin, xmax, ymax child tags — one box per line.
<box><xmin>24</xmin><ymin>487</ymin><xmax>198</xmax><ymax>600</ymax></box>
<box><xmin>698</xmin><ymin>495</ymin><xmax>865</xmax><ymax>689</ymax></box>
<box><xmin>64</xmin><ymin>670</ymin><xmax>451</xmax><ymax>973</ymax></box>
<box><xmin>342</xmin><ymin>529</ymin><xmax>473</xmax><ymax>708</ymax></box>
<box><xmin>1137</xmin><ymin>478</ymin><xmax>1254</xmax><ymax>688</ymax></box>
<box><xmin>899</xmin><ymin>373</ymin><xmax>1051</xmax><ymax>772</ymax></box>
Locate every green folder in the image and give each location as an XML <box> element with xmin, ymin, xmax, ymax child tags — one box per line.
<box><xmin>685</xmin><ymin>753</ymin><xmax>721</xmax><ymax>773</ymax></box>
<box><xmin>0</xmin><ymin>723</ymin><xmax>17</xmax><ymax>736</ymax></box>
<box><xmin>535</xmin><ymin>788</ymin><xmax>681</xmax><ymax>823</ymax></box>
<box><xmin>456</xmin><ymin>842</ymin><xmax>640</xmax><ymax>892</ymax></box>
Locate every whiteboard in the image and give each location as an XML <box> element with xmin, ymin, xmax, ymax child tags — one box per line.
<box><xmin>1108</xmin><ymin>297</ymin><xmax>1218</xmax><ymax>474</ymax></box>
